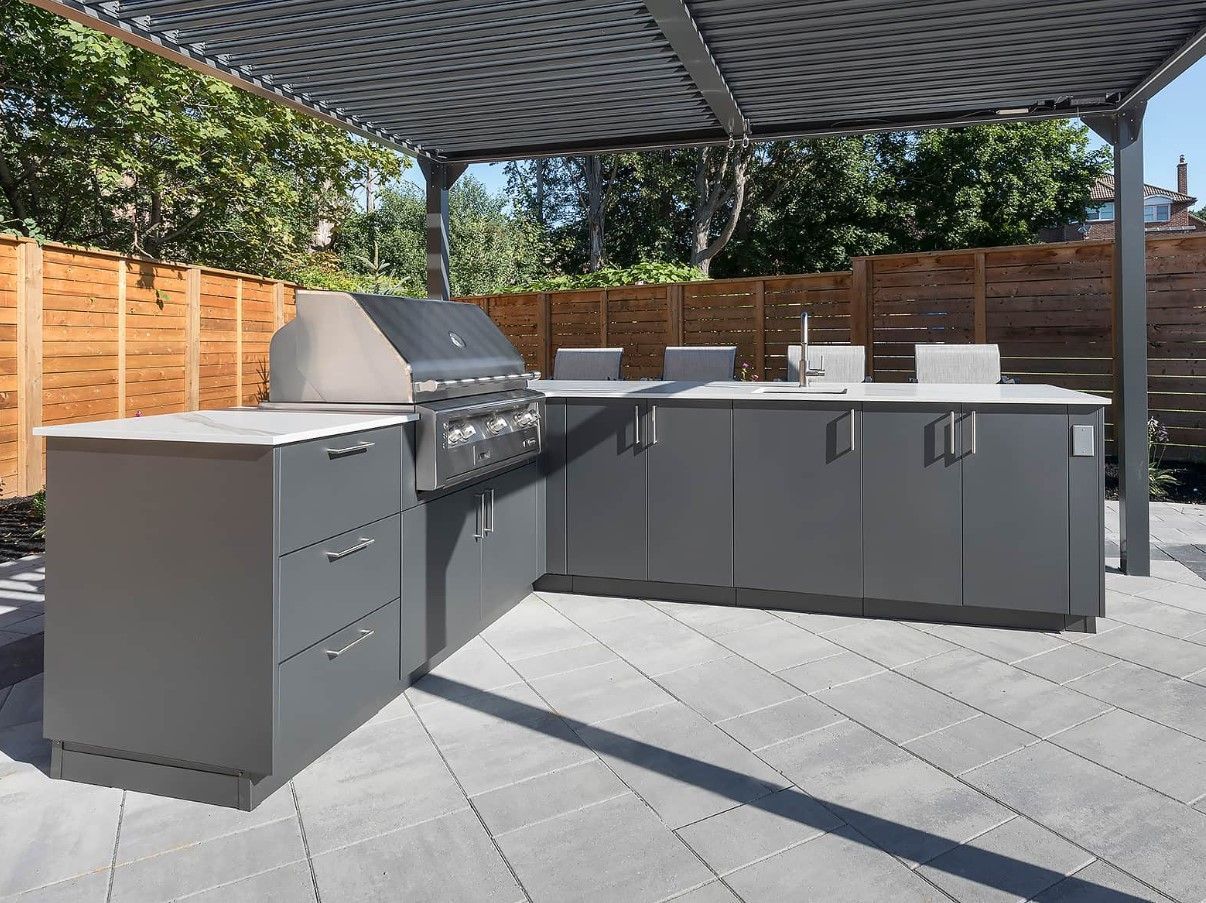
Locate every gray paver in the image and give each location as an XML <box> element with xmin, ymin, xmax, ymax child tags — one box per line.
<box><xmin>507</xmin><ymin>641</ymin><xmax>616</xmax><ymax>681</ymax></box>
<box><xmin>1066</xmin><ymin>660</ymin><xmax>1206</xmax><ymax>741</ymax></box>
<box><xmin>715</xmin><ymin>694</ymin><xmax>845</xmax><ymax>751</ymax></box>
<box><xmin>816</xmin><ymin>670</ymin><xmax>978</xmax><ymax>743</ymax></box>
<box><xmin>714</xmin><ymin>619</ymin><xmax>844</xmax><ymax>672</ymax></box>
<box><xmin>480</xmin><ymin>594</ymin><xmax>594</xmax><ymax>660</ymax></box>
<box><xmin>588</xmin><ymin>610</ymin><xmax>730</xmax><ymax>676</ymax></box>
<box><xmin>0</xmin><ymin>871</ymin><xmax>110</xmax><ymax>903</ymax></box>
<box><xmin>1079</xmin><ymin>623</ymin><xmax>1206</xmax><ymax>678</ymax></box>
<box><xmin>902</xmin><ymin>714</ymin><xmax>1037</xmax><ymax>776</ymax></box>
<box><xmin>494</xmin><ymin>793</ymin><xmax>712</xmax><ymax>903</ymax></box>
<box><xmin>776</xmin><ymin>650</ymin><xmax>886</xmax><ymax>693</ymax></box>
<box><xmin>1033</xmin><ymin>860</ymin><xmax>1175</xmax><ymax>903</ymax></box>
<box><xmin>677</xmin><ymin>787</ymin><xmax>845</xmax><ymax>875</ymax></box>
<box><xmin>652</xmin><ymin>599</ymin><xmax>779</xmax><ymax>637</ymax></box>
<box><xmin>654</xmin><ymin>656</ymin><xmax>798</xmax><ymax>723</ymax></box>
<box><xmin>471</xmin><ymin>758</ymin><xmax>626</xmax><ymax>836</ymax></box>
<box><xmin>1014</xmin><ymin>644</ymin><xmax>1117</xmax><ymax>684</ymax></box>
<box><xmin>916</xmin><ymin>816</ymin><xmax>1094</xmax><ymax>903</ymax></box>
<box><xmin>528</xmin><ymin>656</ymin><xmax>675</xmax><ymax>725</ymax></box>
<box><xmin>1050</xmin><ymin>708</ymin><xmax>1206</xmax><ymax>804</ymax></box>
<box><xmin>664</xmin><ymin>881</ymin><xmax>742</xmax><ymax>902</ymax></box>
<box><xmin>922</xmin><ymin>623</ymin><xmax>1066</xmax><ymax>663</ymax></box>
<box><xmin>825</xmin><ymin>618</ymin><xmax>957</xmax><ymax>668</ymax></box>
<box><xmin>1105</xmin><ymin>591</ymin><xmax>1206</xmax><ymax>638</ymax></box>
<box><xmin>179</xmin><ymin>861</ymin><xmax>318</xmax><ymax>903</ymax></box>
<box><xmin>964</xmin><ymin>742</ymin><xmax>1206</xmax><ymax>902</ymax></box>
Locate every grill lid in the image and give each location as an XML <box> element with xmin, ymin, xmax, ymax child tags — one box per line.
<box><xmin>351</xmin><ymin>293</ymin><xmax>524</xmax><ymax>384</ymax></box>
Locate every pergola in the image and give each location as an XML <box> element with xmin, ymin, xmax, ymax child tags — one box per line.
<box><xmin>28</xmin><ymin>0</ymin><xmax>1206</xmax><ymax>576</ymax></box>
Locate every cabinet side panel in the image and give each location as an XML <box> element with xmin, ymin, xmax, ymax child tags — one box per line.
<box><xmin>44</xmin><ymin>439</ymin><xmax>276</xmax><ymax>775</ymax></box>
<box><xmin>542</xmin><ymin>401</ymin><xmax>567</xmax><ymax>574</ymax></box>
<box><xmin>1069</xmin><ymin>406</ymin><xmax>1106</xmax><ymax>618</ymax></box>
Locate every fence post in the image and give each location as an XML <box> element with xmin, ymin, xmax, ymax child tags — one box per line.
<box><xmin>973</xmin><ymin>251</ymin><xmax>988</xmax><ymax>343</ymax></box>
<box><xmin>273</xmin><ymin>280</ymin><xmax>286</xmax><ymax>330</ymax></box>
<box><xmin>235</xmin><ymin>277</ymin><xmax>244</xmax><ymax>405</ymax></box>
<box><xmin>117</xmin><ymin>258</ymin><xmax>127</xmax><ymax>418</ymax></box>
<box><xmin>599</xmin><ymin>289</ymin><xmax>609</xmax><ymax>346</ymax></box>
<box><xmin>851</xmin><ymin>258</ymin><xmax>874</xmax><ymax>379</ymax></box>
<box><xmin>754</xmin><ymin>281</ymin><xmax>766</xmax><ymax>378</ymax></box>
<box><xmin>16</xmin><ymin>240</ymin><xmax>44</xmax><ymax>495</ymax></box>
<box><xmin>537</xmin><ymin>292</ymin><xmax>552</xmax><ymax>378</ymax></box>
<box><xmin>186</xmin><ymin>266</ymin><xmax>201</xmax><ymax>410</ymax></box>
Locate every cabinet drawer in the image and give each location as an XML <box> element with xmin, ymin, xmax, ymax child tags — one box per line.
<box><xmin>278</xmin><ymin>514</ymin><xmax>401</xmax><ymax>662</ymax></box>
<box><xmin>278</xmin><ymin>427</ymin><xmax>402</xmax><ymax>554</ymax></box>
<box><xmin>276</xmin><ymin>599</ymin><xmax>400</xmax><ymax>777</ymax></box>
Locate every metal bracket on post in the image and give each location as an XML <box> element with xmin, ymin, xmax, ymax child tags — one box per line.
<box><xmin>1084</xmin><ymin>107</ymin><xmax>1151</xmax><ymax>576</ymax></box>
<box><xmin>418</xmin><ymin>160</ymin><xmax>467</xmax><ymax>301</ymax></box>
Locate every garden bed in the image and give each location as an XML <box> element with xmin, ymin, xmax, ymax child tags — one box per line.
<box><xmin>0</xmin><ymin>495</ymin><xmax>45</xmax><ymax>562</ymax></box>
<box><xmin>1106</xmin><ymin>460</ymin><xmax>1206</xmax><ymax>504</ymax></box>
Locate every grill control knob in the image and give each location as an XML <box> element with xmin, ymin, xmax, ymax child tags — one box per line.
<box><xmin>487</xmin><ymin>415</ymin><xmax>507</xmax><ymax>434</ymax></box>
<box><xmin>446</xmin><ymin>428</ymin><xmax>464</xmax><ymax>445</ymax></box>
<box><xmin>461</xmin><ymin>424</ymin><xmax>478</xmax><ymax>439</ymax></box>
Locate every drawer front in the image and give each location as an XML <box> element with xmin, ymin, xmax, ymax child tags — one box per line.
<box><xmin>278</xmin><ymin>426</ymin><xmax>402</xmax><ymax>554</ymax></box>
<box><xmin>278</xmin><ymin>514</ymin><xmax>401</xmax><ymax>662</ymax></box>
<box><xmin>276</xmin><ymin>599</ymin><xmax>400</xmax><ymax>777</ymax></box>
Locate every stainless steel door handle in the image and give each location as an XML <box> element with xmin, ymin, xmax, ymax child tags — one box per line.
<box><xmin>474</xmin><ymin>493</ymin><xmax>485</xmax><ymax>540</ymax></box>
<box><xmin>326</xmin><ymin>629</ymin><xmax>374</xmax><ymax>659</ymax></box>
<box><xmin>325</xmin><ymin>538</ymin><xmax>375</xmax><ymax>561</ymax></box>
<box><xmin>850</xmin><ymin>408</ymin><xmax>856</xmax><ymax>452</ymax></box>
<box><xmin>948</xmin><ymin>411</ymin><xmax>956</xmax><ymax>456</ymax></box>
<box><xmin>485</xmin><ymin>488</ymin><xmax>496</xmax><ymax>534</ymax></box>
<box><xmin>970</xmin><ymin>410</ymin><xmax>977</xmax><ymax>454</ymax></box>
<box><xmin>634</xmin><ymin>405</ymin><xmax>641</xmax><ymax>447</ymax></box>
<box><xmin>325</xmin><ymin>441</ymin><xmax>374</xmax><ymax>459</ymax></box>
<box><xmin>650</xmin><ymin>405</ymin><xmax>658</xmax><ymax>445</ymax></box>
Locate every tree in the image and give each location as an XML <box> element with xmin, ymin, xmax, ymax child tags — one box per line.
<box><xmin>690</xmin><ymin>143</ymin><xmax>753</xmax><ymax>275</ymax></box>
<box><xmin>333</xmin><ymin>175</ymin><xmax>550</xmax><ymax>296</ymax></box>
<box><xmin>0</xmin><ymin>2</ymin><xmax>400</xmax><ymax>275</ymax></box>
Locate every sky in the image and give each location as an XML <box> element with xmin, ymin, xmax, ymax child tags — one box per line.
<box><xmin>403</xmin><ymin>56</ymin><xmax>1206</xmax><ymax>203</ymax></box>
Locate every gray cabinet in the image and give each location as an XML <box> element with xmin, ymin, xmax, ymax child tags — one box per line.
<box><xmin>647</xmin><ymin>402</ymin><xmax>734</xmax><ymax>586</ymax></box>
<box><xmin>483</xmin><ymin>463</ymin><xmax>540</xmax><ymax>622</ymax></box>
<box><xmin>403</xmin><ymin>463</ymin><xmax>539</xmax><ymax>678</ymax></box>
<box><xmin>862</xmin><ymin>404</ymin><xmax>963</xmax><ymax>606</ymax></box>
<box><xmin>734</xmin><ymin>404</ymin><xmax>861</xmax><ymax>597</ymax></box>
<box><xmin>566</xmin><ymin>400</ymin><xmax>648</xmax><ymax>580</ymax></box>
<box><xmin>961</xmin><ymin>406</ymin><xmax>1071</xmax><ymax>613</ymax></box>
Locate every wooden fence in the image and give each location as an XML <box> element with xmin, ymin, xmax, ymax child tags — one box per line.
<box><xmin>461</xmin><ymin>234</ymin><xmax>1206</xmax><ymax>462</ymax></box>
<box><xmin>0</xmin><ymin>236</ymin><xmax>296</xmax><ymax>497</ymax></box>
<box><xmin>2</xmin><ymin>231</ymin><xmax>1204</xmax><ymax>498</ymax></box>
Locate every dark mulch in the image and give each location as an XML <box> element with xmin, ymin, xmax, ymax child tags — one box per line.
<box><xmin>0</xmin><ymin>496</ymin><xmax>45</xmax><ymax>563</ymax></box>
<box><xmin>1106</xmin><ymin>460</ymin><xmax>1206</xmax><ymax>504</ymax></box>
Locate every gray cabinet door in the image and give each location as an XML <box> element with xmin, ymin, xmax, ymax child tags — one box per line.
<box><xmin>565</xmin><ymin>400</ymin><xmax>648</xmax><ymax>580</ymax></box>
<box><xmin>961</xmin><ymin>405</ymin><xmax>1070</xmax><ymax>613</ymax></box>
<box><xmin>482</xmin><ymin>463</ymin><xmax>539</xmax><ymax>622</ymax></box>
<box><xmin>862</xmin><ymin>404</ymin><xmax>963</xmax><ymax>606</ymax></box>
<box><xmin>734</xmin><ymin>404</ymin><xmax>861</xmax><ymax>597</ymax></box>
<box><xmin>401</xmin><ymin>484</ymin><xmax>484</xmax><ymax>678</ymax></box>
<box><xmin>647</xmin><ymin>402</ymin><xmax>734</xmax><ymax>586</ymax></box>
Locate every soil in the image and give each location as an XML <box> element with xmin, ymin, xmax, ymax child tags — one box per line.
<box><xmin>0</xmin><ymin>496</ymin><xmax>45</xmax><ymax>563</ymax></box>
<box><xmin>1106</xmin><ymin>459</ymin><xmax>1206</xmax><ymax>505</ymax></box>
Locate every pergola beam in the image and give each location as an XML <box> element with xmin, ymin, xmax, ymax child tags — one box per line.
<box><xmin>643</xmin><ymin>0</ymin><xmax>747</xmax><ymax>136</ymax></box>
<box><xmin>1084</xmin><ymin>108</ymin><xmax>1151</xmax><ymax>576</ymax></box>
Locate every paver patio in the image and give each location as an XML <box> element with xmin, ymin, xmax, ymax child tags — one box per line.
<box><xmin>2</xmin><ymin>501</ymin><xmax>1206</xmax><ymax>901</ymax></box>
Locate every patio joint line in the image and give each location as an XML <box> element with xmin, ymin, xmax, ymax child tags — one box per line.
<box><xmin>898</xmin><ymin>711</ymin><xmax>984</xmax><ymax>746</ymax></box>
<box><xmin>167</xmin><ymin>856</ymin><xmax>313</xmax><ymax>902</ymax></box>
<box><xmin>711</xmin><ymin>692</ymin><xmax>826</xmax><ymax>727</ymax></box>
<box><xmin>290</xmin><ymin>781</ymin><xmax>322</xmax><ymax>903</ymax></box>
<box><xmin>109</xmin><ymin>814</ymin><xmax>298</xmax><ymax>870</ymax></box>
<box><xmin>490</xmin><ymin>791</ymin><xmax>632</xmax><ymax>839</ymax></box>
<box><xmin>743</xmin><ymin>717</ymin><xmax>851</xmax><ymax>754</ymax></box>
<box><xmin>104</xmin><ymin>791</ymin><xmax>125</xmax><ymax>903</ymax></box>
<box><xmin>408</xmin><ymin>686</ymin><xmax>536</xmax><ymax>903</ymax></box>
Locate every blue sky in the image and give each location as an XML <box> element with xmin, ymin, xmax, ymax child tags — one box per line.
<box><xmin>405</xmin><ymin>56</ymin><xmax>1206</xmax><ymax>202</ymax></box>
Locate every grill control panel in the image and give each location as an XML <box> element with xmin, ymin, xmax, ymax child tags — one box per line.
<box><xmin>417</xmin><ymin>390</ymin><xmax>545</xmax><ymax>492</ymax></box>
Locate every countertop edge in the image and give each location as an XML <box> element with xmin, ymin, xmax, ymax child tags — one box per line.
<box><xmin>33</xmin><ymin>413</ymin><xmax>419</xmax><ymax>445</ymax></box>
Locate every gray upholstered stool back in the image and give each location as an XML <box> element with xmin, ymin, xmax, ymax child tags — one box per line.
<box><xmin>662</xmin><ymin>346</ymin><xmax>737</xmax><ymax>381</ymax></box>
<box><xmin>914</xmin><ymin>344</ymin><xmax>1002</xmax><ymax>384</ymax></box>
<box><xmin>553</xmin><ymin>347</ymin><xmax>623</xmax><ymax>380</ymax></box>
<box><xmin>787</xmin><ymin>345</ymin><xmax>866</xmax><ymax>383</ymax></box>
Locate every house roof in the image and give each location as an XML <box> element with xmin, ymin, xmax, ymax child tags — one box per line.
<box><xmin>26</xmin><ymin>0</ymin><xmax>1206</xmax><ymax>163</ymax></box>
<box><xmin>1091</xmin><ymin>174</ymin><xmax>1197</xmax><ymax>203</ymax></box>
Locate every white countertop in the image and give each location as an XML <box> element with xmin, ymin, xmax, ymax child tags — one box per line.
<box><xmin>34</xmin><ymin>409</ymin><xmax>418</xmax><ymax>445</ymax></box>
<box><xmin>531</xmin><ymin>380</ymin><xmax>1110</xmax><ymax>406</ymax></box>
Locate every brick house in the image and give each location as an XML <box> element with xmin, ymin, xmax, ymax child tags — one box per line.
<box><xmin>1041</xmin><ymin>155</ymin><xmax>1206</xmax><ymax>241</ymax></box>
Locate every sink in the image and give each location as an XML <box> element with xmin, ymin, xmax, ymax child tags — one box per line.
<box><xmin>753</xmin><ymin>385</ymin><xmax>848</xmax><ymax>395</ymax></box>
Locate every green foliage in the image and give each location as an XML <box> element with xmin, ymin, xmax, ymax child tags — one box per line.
<box><xmin>0</xmin><ymin>2</ymin><xmax>401</xmax><ymax>276</ymax></box>
<box><xmin>332</xmin><ymin>176</ymin><xmax>550</xmax><ymax>296</ymax></box>
<box><xmin>1149</xmin><ymin>417</ymin><xmax>1179</xmax><ymax>501</ymax></box>
<box><xmin>502</xmin><ymin>260</ymin><xmax>708</xmax><ymax>293</ymax></box>
<box><xmin>31</xmin><ymin>488</ymin><xmax>46</xmax><ymax>539</ymax></box>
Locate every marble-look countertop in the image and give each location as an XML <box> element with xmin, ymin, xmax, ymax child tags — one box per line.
<box><xmin>531</xmin><ymin>380</ymin><xmax>1110</xmax><ymax>406</ymax></box>
<box><xmin>33</xmin><ymin>409</ymin><xmax>418</xmax><ymax>445</ymax></box>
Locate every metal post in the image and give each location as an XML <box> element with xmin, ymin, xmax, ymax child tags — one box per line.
<box><xmin>420</xmin><ymin>161</ymin><xmax>467</xmax><ymax>301</ymax></box>
<box><xmin>1087</xmin><ymin>108</ymin><xmax>1150</xmax><ymax>575</ymax></box>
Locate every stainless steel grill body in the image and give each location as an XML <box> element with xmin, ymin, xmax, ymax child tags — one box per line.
<box><xmin>266</xmin><ymin>290</ymin><xmax>543</xmax><ymax>490</ymax></box>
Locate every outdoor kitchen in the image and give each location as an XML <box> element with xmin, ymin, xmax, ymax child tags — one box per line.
<box><xmin>31</xmin><ymin>289</ymin><xmax>1108</xmax><ymax>811</ymax></box>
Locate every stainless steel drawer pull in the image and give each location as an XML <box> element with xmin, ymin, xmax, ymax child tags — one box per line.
<box><xmin>485</xmin><ymin>488</ymin><xmax>496</xmax><ymax>534</ymax></box>
<box><xmin>850</xmin><ymin>408</ymin><xmax>856</xmax><ymax>452</ymax></box>
<box><xmin>325</xmin><ymin>538</ymin><xmax>375</xmax><ymax>561</ymax></box>
<box><xmin>474</xmin><ymin>493</ymin><xmax>486</xmax><ymax>540</ymax></box>
<box><xmin>970</xmin><ymin>411</ymin><xmax>978</xmax><ymax>454</ymax></box>
<box><xmin>947</xmin><ymin>411</ymin><xmax>956</xmax><ymax>456</ymax></box>
<box><xmin>326</xmin><ymin>629</ymin><xmax>374</xmax><ymax>659</ymax></box>
<box><xmin>634</xmin><ymin>405</ymin><xmax>641</xmax><ymax>446</ymax></box>
<box><xmin>650</xmin><ymin>405</ymin><xmax>658</xmax><ymax>445</ymax></box>
<box><xmin>325</xmin><ymin>441</ymin><xmax>374</xmax><ymax>459</ymax></box>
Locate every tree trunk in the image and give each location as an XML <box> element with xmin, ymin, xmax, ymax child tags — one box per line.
<box><xmin>535</xmin><ymin>159</ymin><xmax>547</xmax><ymax>226</ymax></box>
<box><xmin>690</xmin><ymin>145</ymin><xmax>751</xmax><ymax>275</ymax></box>
<box><xmin>585</xmin><ymin>155</ymin><xmax>605</xmax><ymax>271</ymax></box>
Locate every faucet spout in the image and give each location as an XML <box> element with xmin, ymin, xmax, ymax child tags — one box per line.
<box><xmin>799</xmin><ymin>310</ymin><xmax>824</xmax><ymax>387</ymax></box>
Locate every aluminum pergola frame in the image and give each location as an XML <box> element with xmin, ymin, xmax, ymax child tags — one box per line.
<box><xmin>26</xmin><ymin>0</ymin><xmax>1206</xmax><ymax>576</ymax></box>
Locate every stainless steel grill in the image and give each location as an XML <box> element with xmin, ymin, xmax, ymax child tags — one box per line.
<box><xmin>264</xmin><ymin>290</ymin><xmax>543</xmax><ymax>491</ymax></box>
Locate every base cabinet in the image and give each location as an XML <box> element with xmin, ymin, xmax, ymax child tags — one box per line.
<box><xmin>862</xmin><ymin>405</ymin><xmax>964</xmax><ymax>607</ymax></box>
<box><xmin>734</xmin><ymin>404</ymin><xmax>861</xmax><ymax>598</ymax></box>
<box><xmin>403</xmin><ymin>463</ymin><xmax>539</xmax><ymax>679</ymax></box>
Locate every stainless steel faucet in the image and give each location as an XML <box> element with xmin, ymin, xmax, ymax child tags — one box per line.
<box><xmin>799</xmin><ymin>311</ymin><xmax>824</xmax><ymax>387</ymax></box>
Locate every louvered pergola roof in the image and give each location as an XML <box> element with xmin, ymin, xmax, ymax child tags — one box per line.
<box><xmin>26</xmin><ymin>0</ymin><xmax>1206</xmax><ymax>162</ymax></box>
